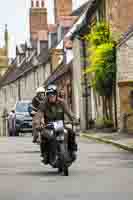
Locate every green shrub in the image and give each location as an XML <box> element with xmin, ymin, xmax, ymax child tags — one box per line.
<box><xmin>84</xmin><ymin>22</ymin><xmax>117</xmax><ymax>121</ymax></box>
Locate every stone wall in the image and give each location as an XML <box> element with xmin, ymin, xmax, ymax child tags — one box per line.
<box><xmin>117</xmin><ymin>32</ymin><xmax>133</xmax><ymax>132</ymax></box>
<box><xmin>54</xmin><ymin>0</ymin><xmax>72</xmax><ymax>24</ymax></box>
<box><xmin>106</xmin><ymin>0</ymin><xmax>133</xmax><ymax>33</ymax></box>
<box><xmin>0</xmin><ymin>62</ymin><xmax>51</xmax><ymax>136</ymax></box>
<box><xmin>72</xmin><ymin>38</ymin><xmax>90</xmax><ymax>130</ymax></box>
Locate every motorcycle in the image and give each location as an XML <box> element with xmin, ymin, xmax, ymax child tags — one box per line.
<box><xmin>41</xmin><ymin>120</ymin><xmax>78</xmax><ymax>176</ymax></box>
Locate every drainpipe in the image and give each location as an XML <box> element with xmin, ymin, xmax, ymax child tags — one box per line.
<box><xmin>113</xmin><ymin>45</ymin><xmax>118</xmax><ymax>129</ymax></box>
<box><xmin>18</xmin><ymin>80</ymin><xmax>21</xmax><ymax>101</ymax></box>
<box><xmin>82</xmin><ymin>38</ymin><xmax>89</xmax><ymax>130</ymax></box>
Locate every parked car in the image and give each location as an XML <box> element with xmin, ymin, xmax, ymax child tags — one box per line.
<box><xmin>15</xmin><ymin>100</ymin><xmax>32</xmax><ymax>135</ymax></box>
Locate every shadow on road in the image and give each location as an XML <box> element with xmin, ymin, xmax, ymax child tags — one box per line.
<box><xmin>18</xmin><ymin>170</ymin><xmax>60</xmax><ymax>177</ymax></box>
<box><xmin>20</xmin><ymin>150</ymin><xmax>40</xmax><ymax>154</ymax></box>
<box><xmin>0</xmin><ymin>150</ymin><xmax>40</xmax><ymax>154</ymax></box>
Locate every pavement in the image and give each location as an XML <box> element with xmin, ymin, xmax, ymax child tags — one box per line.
<box><xmin>0</xmin><ymin>136</ymin><xmax>133</xmax><ymax>199</ymax></box>
<box><xmin>81</xmin><ymin>130</ymin><xmax>133</xmax><ymax>152</ymax></box>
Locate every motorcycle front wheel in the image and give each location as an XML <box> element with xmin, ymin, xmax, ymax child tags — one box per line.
<box><xmin>58</xmin><ymin>166</ymin><xmax>69</xmax><ymax>176</ymax></box>
<box><xmin>58</xmin><ymin>143</ymin><xmax>69</xmax><ymax>176</ymax></box>
<box><xmin>63</xmin><ymin>166</ymin><xmax>69</xmax><ymax>176</ymax></box>
<box><xmin>58</xmin><ymin>167</ymin><xmax>63</xmax><ymax>173</ymax></box>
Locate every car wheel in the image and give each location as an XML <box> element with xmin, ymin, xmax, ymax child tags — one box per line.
<box><xmin>15</xmin><ymin>131</ymin><xmax>19</xmax><ymax>136</ymax></box>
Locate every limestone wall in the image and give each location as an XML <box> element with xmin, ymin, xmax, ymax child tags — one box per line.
<box><xmin>0</xmin><ymin>62</ymin><xmax>51</xmax><ymax>136</ymax></box>
<box><xmin>117</xmin><ymin>33</ymin><xmax>133</xmax><ymax>132</ymax></box>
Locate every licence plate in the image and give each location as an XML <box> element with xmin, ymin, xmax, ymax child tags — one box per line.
<box><xmin>53</xmin><ymin>121</ymin><xmax>64</xmax><ymax>131</ymax></box>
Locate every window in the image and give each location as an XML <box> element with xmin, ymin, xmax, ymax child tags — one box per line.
<box><xmin>32</xmin><ymin>1</ymin><xmax>34</xmax><ymax>7</ymax></box>
<box><xmin>36</xmin><ymin>1</ymin><xmax>39</xmax><ymax>7</ymax></box>
<box><xmin>41</xmin><ymin>0</ymin><xmax>44</xmax><ymax>7</ymax></box>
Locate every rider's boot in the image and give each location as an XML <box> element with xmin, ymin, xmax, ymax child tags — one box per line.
<box><xmin>69</xmin><ymin>131</ymin><xmax>78</xmax><ymax>151</ymax></box>
<box><xmin>42</xmin><ymin>152</ymin><xmax>49</xmax><ymax>164</ymax></box>
<box><xmin>71</xmin><ymin>151</ymin><xmax>77</xmax><ymax>162</ymax></box>
<box><xmin>41</xmin><ymin>139</ymin><xmax>49</xmax><ymax>164</ymax></box>
<box><xmin>32</xmin><ymin>135</ymin><xmax>38</xmax><ymax>143</ymax></box>
<box><xmin>68</xmin><ymin>130</ymin><xmax>77</xmax><ymax>162</ymax></box>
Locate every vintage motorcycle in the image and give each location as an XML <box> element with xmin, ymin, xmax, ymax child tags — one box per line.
<box><xmin>41</xmin><ymin>120</ymin><xmax>78</xmax><ymax>176</ymax></box>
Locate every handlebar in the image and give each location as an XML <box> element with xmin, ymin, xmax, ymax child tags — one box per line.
<box><xmin>36</xmin><ymin>120</ymin><xmax>80</xmax><ymax>131</ymax></box>
<box><xmin>64</xmin><ymin>121</ymin><xmax>80</xmax><ymax>126</ymax></box>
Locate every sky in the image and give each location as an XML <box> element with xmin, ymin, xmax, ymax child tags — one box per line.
<box><xmin>0</xmin><ymin>0</ymin><xmax>87</xmax><ymax>58</ymax></box>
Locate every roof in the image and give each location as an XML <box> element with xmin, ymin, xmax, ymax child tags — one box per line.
<box><xmin>0</xmin><ymin>0</ymin><xmax>96</xmax><ymax>88</ymax></box>
<box><xmin>71</xmin><ymin>1</ymin><xmax>90</xmax><ymax>16</ymax></box>
<box><xmin>44</xmin><ymin>0</ymin><xmax>96</xmax><ymax>86</ymax></box>
<box><xmin>44</xmin><ymin>62</ymin><xmax>72</xmax><ymax>86</ymax></box>
<box><xmin>17</xmin><ymin>44</ymin><xmax>25</xmax><ymax>54</ymax></box>
<box><xmin>118</xmin><ymin>25</ymin><xmax>133</xmax><ymax>47</ymax></box>
<box><xmin>55</xmin><ymin>0</ymin><xmax>95</xmax><ymax>50</ymax></box>
<box><xmin>72</xmin><ymin>0</ymin><xmax>96</xmax><ymax>36</ymax></box>
<box><xmin>0</xmin><ymin>49</ymin><xmax>50</xmax><ymax>87</ymax></box>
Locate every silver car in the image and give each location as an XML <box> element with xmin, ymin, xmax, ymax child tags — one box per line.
<box><xmin>15</xmin><ymin>100</ymin><xmax>32</xmax><ymax>135</ymax></box>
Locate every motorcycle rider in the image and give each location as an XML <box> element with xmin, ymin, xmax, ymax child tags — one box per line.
<box><xmin>35</xmin><ymin>84</ymin><xmax>78</xmax><ymax>164</ymax></box>
<box><xmin>31</xmin><ymin>86</ymin><xmax>45</xmax><ymax>143</ymax></box>
<box><xmin>58</xmin><ymin>89</ymin><xmax>66</xmax><ymax>100</ymax></box>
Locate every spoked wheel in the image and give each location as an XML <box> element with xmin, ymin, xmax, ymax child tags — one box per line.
<box><xmin>63</xmin><ymin>166</ymin><xmax>69</xmax><ymax>176</ymax></box>
<box><xmin>58</xmin><ymin>143</ymin><xmax>69</xmax><ymax>176</ymax></box>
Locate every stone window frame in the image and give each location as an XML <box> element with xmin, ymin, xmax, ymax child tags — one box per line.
<box><xmin>36</xmin><ymin>1</ymin><xmax>39</xmax><ymax>7</ymax></box>
<box><xmin>41</xmin><ymin>0</ymin><xmax>44</xmax><ymax>7</ymax></box>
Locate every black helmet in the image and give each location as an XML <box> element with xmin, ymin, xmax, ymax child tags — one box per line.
<box><xmin>46</xmin><ymin>84</ymin><xmax>57</xmax><ymax>96</ymax></box>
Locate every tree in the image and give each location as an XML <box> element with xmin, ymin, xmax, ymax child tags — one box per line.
<box><xmin>84</xmin><ymin>22</ymin><xmax>117</xmax><ymax>125</ymax></box>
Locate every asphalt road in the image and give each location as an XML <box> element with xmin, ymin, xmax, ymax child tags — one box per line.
<box><xmin>0</xmin><ymin>136</ymin><xmax>133</xmax><ymax>199</ymax></box>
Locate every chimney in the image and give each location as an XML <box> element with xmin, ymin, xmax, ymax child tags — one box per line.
<box><xmin>54</xmin><ymin>0</ymin><xmax>72</xmax><ymax>24</ymax></box>
<box><xmin>30</xmin><ymin>0</ymin><xmax>48</xmax><ymax>48</ymax></box>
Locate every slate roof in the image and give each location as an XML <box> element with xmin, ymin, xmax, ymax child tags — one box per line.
<box><xmin>44</xmin><ymin>62</ymin><xmax>72</xmax><ymax>87</ymax></box>
<box><xmin>71</xmin><ymin>1</ymin><xmax>90</xmax><ymax>16</ymax></box>
<box><xmin>0</xmin><ymin>0</ymin><xmax>96</xmax><ymax>87</ymax></box>
<box><xmin>0</xmin><ymin>49</ymin><xmax>50</xmax><ymax>87</ymax></box>
<box><xmin>118</xmin><ymin>25</ymin><xmax>133</xmax><ymax>47</ymax></box>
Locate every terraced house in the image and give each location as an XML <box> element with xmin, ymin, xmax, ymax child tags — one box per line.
<box><xmin>0</xmin><ymin>0</ymin><xmax>90</xmax><ymax>135</ymax></box>
<box><xmin>0</xmin><ymin>0</ymin><xmax>133</xmax><ymax>136</ymax></box>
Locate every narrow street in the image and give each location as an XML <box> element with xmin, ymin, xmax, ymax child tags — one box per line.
<box><xmin>0</xmin><ymin>136</ymin><xmax>133</xmax><ymax>199</ymax></box>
